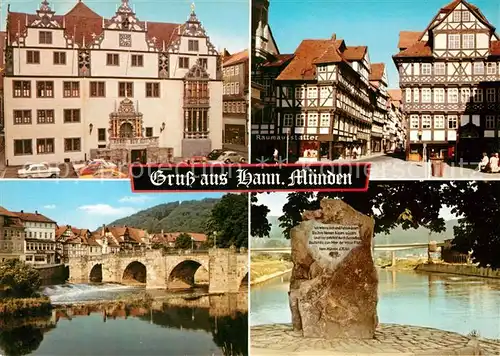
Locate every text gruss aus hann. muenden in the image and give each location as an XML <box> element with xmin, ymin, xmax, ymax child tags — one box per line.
<box><xmin>148</xmin><ymin>168</ymin><xmax>353</xmax><ymax>188</ymax></box>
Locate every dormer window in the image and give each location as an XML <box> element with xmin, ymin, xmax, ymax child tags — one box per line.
<box><xmin>39</xmin><ymin>31</ymin><xmax>52</xmax><ymax>45</ymax></box>
<box><xmin>188</xmin><ymin>40</ymin><xmax>199</xmax><ymax>52</ymax></box>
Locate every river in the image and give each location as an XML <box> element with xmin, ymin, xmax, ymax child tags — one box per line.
<box><xmin>250</xmin><ymin>269</ymin><xmax>500</xmax><ymax>339</ymax></box>
<box><xmin>0</xmin><ymin>283</ymin><xmax>248</xmax><ymax>356</ymax></box>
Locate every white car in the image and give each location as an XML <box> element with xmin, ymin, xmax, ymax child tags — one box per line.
<box><xmin>207</xmin><ymin>151</ymin><xmax>246</xmax><ymax>164</ymax></box>
<box><xmin>17</xmin><ymin>163</ymin><xmax>61</xmax><ymax>178</ymax></box>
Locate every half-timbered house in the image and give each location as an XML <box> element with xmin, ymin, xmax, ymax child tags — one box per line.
<box><xmin>369</xmin><ymin>63</ymin><xmax>389</xmax><ymax>153</ymax></box>
<box><xmin>393</xmin><ymin>0</ymin><xmax>500</xmax><ymax>162</ymax></box>
<box><xmin>267</xmin><ymin>34</ymin><xmax>375</xmax><ymax>161</ymax></box>
<box><xmin>251</xmin><ymin>53</ymin><xmax>293</xmax><ymax>159</ymax></box>
<box><xmin>222</xmin><ymin>49</ymin><xmax>249</xmax><ymax>154</ymax></box>
<box><xmin>387</xmin><ymin>89</ymin><xmax>407</xmax><ymax>152</ymax></box>
<box><xmin>3</xmin><ymin>0</ymin><xmax>223</xmax><ymax>166</ymax></box>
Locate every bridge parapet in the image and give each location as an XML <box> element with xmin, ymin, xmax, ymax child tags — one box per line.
<box><xmin>66</xmin><ymin>248</ymin><xmax>248</xmax><ymax>294</ymax></box>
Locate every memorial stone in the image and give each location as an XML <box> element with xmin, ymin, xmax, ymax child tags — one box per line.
<box><xmin>288</xmin><ymin>199</ymin><xmax>378</xmax><ymax>339</ymax></box>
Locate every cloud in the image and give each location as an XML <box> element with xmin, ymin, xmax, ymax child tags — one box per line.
<box><xmin>78</xmin><ymin>204</ymin><xmax>136</xmax><ymax>216</ymax></box>
<box><xmin>118</xmin><ymin>196</ymin><xmax>154</xmax><ymax>204</ymax></box>
<box><xmin>43</xmin><ymin>204</ymin><xmax>56</xmax><ymax>209</ymax></box>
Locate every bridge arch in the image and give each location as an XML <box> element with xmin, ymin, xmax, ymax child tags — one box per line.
<box><xmin>239</xmin><ymin>272</ymin><xmax>249</xmax><ymax>290</ymax></box>
<box><xmin>89</xmin><ymin>264</ymin><xmax>103</xmax><ymax>283</ymax></box>
<box><xmin>122</xmin><ymin>261</ymin><xmax>147</xmax><ymax>284</ymax></box>
<box><xmin>168</xmin><ymin>259</ymin><xmax>207</xmax><ymax>289</ymax></box>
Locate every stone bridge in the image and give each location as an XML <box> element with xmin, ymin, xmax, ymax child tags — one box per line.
<box><xmin>66</xmin><ymin>248</ymin><xmax>248</xmax><ymax>294</ymax></box>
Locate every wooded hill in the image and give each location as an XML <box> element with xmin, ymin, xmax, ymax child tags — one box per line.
<box><xmin>108</xmin><ymin>198</ymin><xmax>220</xmax><ymax>233</ymax></box>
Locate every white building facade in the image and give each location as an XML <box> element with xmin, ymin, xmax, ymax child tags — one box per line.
<box><xmin>15</xmin><ymin>210</ymin><xmax>57</xmax><ymax>265</ymax></box>
<box><xmin>4</xmin><ymin>0</ymin><xmax>223</xmax><ymax>166</ymax></box>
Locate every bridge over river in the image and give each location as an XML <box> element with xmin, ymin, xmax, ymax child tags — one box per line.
<box><xmin>66</xmin><ymin>248</ymin><xmax>248</xmax><ymax>294</ymax></box>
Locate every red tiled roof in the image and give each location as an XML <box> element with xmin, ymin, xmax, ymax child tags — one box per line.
<box><xmin>277</xmin><ymin>39</ymin><xmax>332</xmax><ymax>80</ymax></box>
<box><xmin>491</xmin><ymin>41</ymin><xmax>500</xmax><ymax>56</ymax></box>
<box><xmin>7</xmin><ymin>2</ymin><xmax>182</xmax><ymax>50</ymax></box>
<box><xmin>313</xmin><ymin>39</ymin><xmax>345</xmax><ymax>64</ymax></box>
<box><xmin>55</xmin><ymin>225</ymin><xmax>70</xmax><ymax>239</ymax></box>
<box><xmin>343</xmin><ymin>46</ymin><xmax>367</xmax><ymax>61</ymax></box>
<box><xmin>262</xmin><ymin>54</ymin><xmax>294</xmax><ymax>68</ymax></box>
<box><xmin>0</xmin><ymin>206</ymin><xmax>18</xmax><ymax>217</ymax></box>
<box><xmin>223</xmin><ymin>49</ymin><xmax>248</xmax><ymax>67</ymax></box>
<box><xmin>398</xmin><ymin>31</ymin><xmax>421</xmax><ymax>50</ymax></box>
<box><xmin>369</xmin><ymin>63</ymin><xmax>385</xmax><ymax>81</ymax></box>
<box><xmin>152</xmin><ymin>232</ymin><xmax>207</xmax><ymax>243</ymax></box>
<box><xmin>394</xmin><ymin>40</ymin><xmax>433</xmax><ymax>58</ymax></box>
<box><xmin>388</xmin><ymin>89</ymin><xmax>402</xmax><ymax>102</ymax></box>
<box><xmin>277</xmin><ymin>36</ymin><xmax>370</xmax><ymax>81</ymax></box>
<box><xmin>13</xmin><ymin>211</ymin><xmax>55</xmax><ymax>223</ymax></box>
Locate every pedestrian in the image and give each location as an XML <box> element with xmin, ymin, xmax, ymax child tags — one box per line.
<box><xmin>478</xmin><ymin>152</ymin><xmax>489</xmax><ymax>172</ymax></box>
<box><xmin>272</xmin><ymin>148</ymin><xmax>279</xmax><ymax>163</ymax></box>
<box><xmin>491</xmin><ymin>153</ymin><xmax>499</xmax><ymax>173</ymax></box>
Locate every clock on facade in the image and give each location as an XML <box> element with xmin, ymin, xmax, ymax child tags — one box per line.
<box><xmin>119</xmin><ymin>33</ymin><xmax>132</xmax><ymax>47</ymax></box>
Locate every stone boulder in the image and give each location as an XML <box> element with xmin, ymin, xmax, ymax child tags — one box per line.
<box><xmin>288</xmin><ymin>199</ymin><xmax>378</xmax><ymax>339</ymax></box>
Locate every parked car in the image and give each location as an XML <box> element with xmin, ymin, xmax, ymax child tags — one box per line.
<box><xmin>79</xmin><ymin>160</ymin><xmax>117</xmax><ymax>176</ymax></box>
<box><xmin>17</xmin><ymin>163</ymin><xmax>60</xmax><ymax>178</ymax></box>
<box><xmin>206</xmin><ymin>149</ymin><xmax>224</xmax><ymax>160</ymax></box>
<box><xmin>80</xmin><ymin>169</ymin><xmax>128</xmax><ymax>179</ymax></box>
<box><xmin>208</xmin><ymin>151</ymin><xmax>246</xmax><ymax>164</ymax></box>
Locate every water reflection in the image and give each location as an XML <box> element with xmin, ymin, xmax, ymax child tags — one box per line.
<box><xmin>251</xmin><ymin>270</ymin><xmax>500</xmax><ymax>339</ymax></box>
<box><xmin>0</xmin><ymin>295</ymin><xmax>248</xmax><ymax>356</ymax></box>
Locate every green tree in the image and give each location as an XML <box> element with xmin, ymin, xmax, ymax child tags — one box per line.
<box><xmin>0</xmin><ymin>259</ymin><xmax>41</xmax><ymax>299</ymax></box>
<box><xmin>206</xmin><ymin>193</ymin><xmax>248</xmax><ymax>248</ymax></box>
<box><xmin>250</xmin><ymin>193</ymin><xmax>271</xmax><ymax>237</ymax></box>
<box><xmin>175</xmin><ymin>233</ymin><xmax>193</xmax><ymax>250</ymax></box>
<box><xmin>442</xmin><ymin>181</ymin><xmax>500</xmax><ymax>268</ymax></box>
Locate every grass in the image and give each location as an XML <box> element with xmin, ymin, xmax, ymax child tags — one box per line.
<box><xmin>250</xmin><ymin>254</ymin><xmax>293</xmax><ymax>282</ymax></box>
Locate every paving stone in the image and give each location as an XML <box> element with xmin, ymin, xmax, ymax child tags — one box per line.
<box><xmin>251</xmin><ymin>323</ymin><xmax>500</xmax><ymax>355</ymax></box>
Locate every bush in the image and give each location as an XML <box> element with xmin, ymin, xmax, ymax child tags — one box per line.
<box><xmin>0</xmin><ymin>259</ymin><xmax>42</xmax><ymax>299</ymax></box>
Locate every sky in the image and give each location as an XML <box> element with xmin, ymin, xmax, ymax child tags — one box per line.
<box><xmin>0</xmin><ymin>180</ymin><xmax>223</xmax><ymax>230</ymax></box>
<box><xmin>2</xmin><ymin>0</ymin><xmax>248</xmax><ymax>53</ymax></box>
<box><xmin>256</xmin><ymin>192</ymin><xmax>458</xmax><ymax>220</ymax></box>
<box><xmin>268</xmin><ymin>0</ymin><xmax>500</xmax><ymax>88</ymax></box>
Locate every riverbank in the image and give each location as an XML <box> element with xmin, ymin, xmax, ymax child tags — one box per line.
<box><xmin>251</xmin><ymin>323</ymin><xmax>500</xmax><ymax>355</ymax></box>
<box><xmin>0</xmin><ymin>296</ymin><xmax>52</xmax><ymax>317</ymax></box>
<box><xmin>251</xmin><ymin>255</ymin><xmax>293</xmax><ymax>286</ymax></box>
<box><xmin>415</xmin><ymin>262</ymin><xmax>500</xmax><ymax>279</ymax></box>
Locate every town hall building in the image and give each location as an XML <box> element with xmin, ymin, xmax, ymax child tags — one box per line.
<box><xmin>3</xmin><ymin>0</ymin><xmax>223</xmax><ymax>166</ymax></box>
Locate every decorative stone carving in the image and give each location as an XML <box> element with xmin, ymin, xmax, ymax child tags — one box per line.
<box><xmin>289</xmin><ymin>199</ymin><xmax>378</xmax><ymax>339</ymax></box>
<box><xmin>78</xmin><ymin>50</ymin><xmax>91</xmax><ymax>76</ymax></box>
<box><xmin>4</xmin><ymin>47</ymin><xmax>13</xmax><ymax>75</ymax></box>
<box><xmin>158</xmin><ymin>52</ymin><xmax>169</xmax><ymax>78</ymax></box>
<box><xmin>31</xmin><ymin>0</ymin><xmax>61</xmax><ymax>28</ymax></box>
<box><xmin>106</xmin><ymin>0</ymin><xmax>144</xmax><ymax>31</ymax></box>
<box><xmin>185</xmin><ymin>61</ymin><xmax>210</xmax><ymax>80</ymax></box>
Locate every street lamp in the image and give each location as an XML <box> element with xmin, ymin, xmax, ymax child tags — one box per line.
<box><xmin>213</xmin><ymin>231</ymin><xmax>217</xmax><ymax>249</ymax></box>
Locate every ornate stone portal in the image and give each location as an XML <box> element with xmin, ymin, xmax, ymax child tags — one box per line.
<box><xmin>289</xmin><ymin>199</ymin><xmax>378</xmax><ymax>339</ymax></box>
<box><xmin>92</xmin><ymin>98</ymin><xmax>172</xmax><ymax>163</ymax></box>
